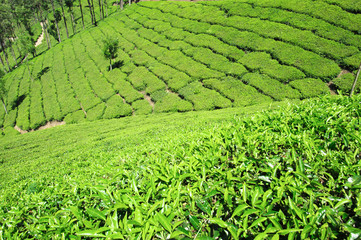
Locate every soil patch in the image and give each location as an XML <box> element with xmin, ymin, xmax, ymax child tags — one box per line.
<box><xmin>35</xmin><ymin>23</ymin><xmax>45</xmax><ymax>47</ymax></box>
<box><xmin>14</xmin><ymin>121</ymin><xmax>65</xmax><ymax>134</ymax></box>
<box><xmin>140</xmin><ymin>91</ymin><xmax>155</xmax><ymax>108</ymax></box>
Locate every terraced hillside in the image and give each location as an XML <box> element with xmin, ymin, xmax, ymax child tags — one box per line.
<box><xmin>1</xmin><ymin>0</ymin><xmax>361</xmax><ymax>135</ymax></box>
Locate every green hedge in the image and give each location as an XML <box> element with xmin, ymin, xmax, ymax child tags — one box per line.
<box><xmin>29</xmin><ymin>81</ymin><xmax>46</xmax><ymax>130</ymax></box>
<box><xmin>208</xmin><ymin>25</ymin><xmax>341</xmax><ymax>79</ymax></box>
<box><xmin>154</xmin><ymin>92</ymin><xmax>193</xmax><ymax>113</ymax></box>
<box><xmin>128</xmin><ymin>67</ymin><xmax>166</xmax><ymax>94</ymax></box>
<box><xmin>332</xmin><ymin>73</ymin><xmax>360</xmax><ymax>94</ymax></box>
<box><xmin>15</xmin><ymin>97</ymin><xmax>30</xmax><ymax>130</ymax></box>
<box><xmin>63</xmin><ymin>110</ymin><xmax>86</xmax><ymax>124</ymax></box>
<box><xmin>289</xmin><ymin>78</ymin><xmax>330</xmax><ymax>98</ymax></box>
<box><xmin>3</xmin><ymin>125</ymin><xmax>20</xmax><ymax>136</ymax></box>
<box><xmin>184</xmin><ymin>47</ymin><xmax>247</xmax><ymax>77</ymax></box>
<box><xmin>103</xmin><ymin>95</ymin><xmax>132</xmax><ymax>119</ymax></box>
<box><xmin>242</xmin><ymin>73</ymin><xmax>302</xmax><ymax>100</ymax></box>
<box><xmin>217</xmin><ymin>1</ymin><xmax>361</xmax><ymax>48</ymax></box>
<box><xmin>184</xmin><ymin>33</ymin><xmax>245</xmax><ymax>61</ymax></box>
<box><xmin>179</xmin><ymin>82</ymin><xmax>232</xmax><ymax>110</ymax></box>
<box><xmin>343</xmin><ymin>53</ymin><xmax>361</xmax><ymax>70</ymax></box>
<box><xmin>148</xmin><ymin>62</ymin><xmax>192</xmax><ymax>91</ymax></box>
<box><xmin>239</xmin><ymin>52</ymin><xmax>305</xmax><ymax>82</ymax></box>
<box><xmin>86</xmin><ymin>102</ymin><xmax>106</xmax><ymax>121</ymax></box>
<box><xmin>158</xmin><ymin>50</ymin><xmax>224</xmax><ymax>79</ymax></box>
<box><xmin>203</xmin><ymin>77</ymin><xmax>273</xmax><ymax>107</ymax></box>
<box><xmin>132</xmin><ymin>99</ymin><xmax>153</xmax><ymax>115</ymax></box>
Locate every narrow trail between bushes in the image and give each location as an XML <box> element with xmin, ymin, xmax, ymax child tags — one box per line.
<box><xmin>14</xmin><ymin>121</ymin><xmax>65</xmax><ymax>134</ymax></box>
<box><xmin>35</xmin><ymin>23</ymin><xmax>45</xmax><ymax>47</ymax></box>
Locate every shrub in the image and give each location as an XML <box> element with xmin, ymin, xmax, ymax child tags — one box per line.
<box><xmin>86</xmin><ymin>102</ymin><xmax>106</xmax><ymax>121</ymax></box>
<box><xmin>148</xmin><ymin>63</ymin><xmax>192</xmax><ymax>91</ymax></box>
<box><xmin>129</xmin><ymin>49</ymin><xmax>157</xmax><ymax>68</ymax></box>
<box><xmin>179</xmin><ymin>82</ymin><xmax>232</xmax><ymax>110</ymax></box>
<box><xmin>343</xmin><ymin>53</ymin><xmax>361</xmax><ymax>71</ymax></box>
<box><xmin>3</xmin><ymin>126</ymin><xmax>20</xmax><ymax>136</ymax></box>
<box><xmin>242</xmin><ymin>73</ymin><xmax>302</xmax><ymax>100</ymax></box>
<box><xmin>3</xmin><ymin>108</ymin><xmax>17</xmax><ymax>128</ymax></box>
<box><xmin>184</xmin><ymin>33</ymin><xmax>245</xmax><ymax>61</ymax></box>
<box><xmin>203</xmin><ymin>77</ymin><xmax>273</xmax><ymax>107</ymax></box>
<box><xmin>239</xmin><ymin>52</ymin><xmax>305</xmax><ymax>82</ymax></box>
<box><xmin>154</xmin><ymin>92</ymin><xmax>193</xmax><ymax>113</ymax></box>
<box><xmin>332</xmin><ymin>73</ymin><xmax>360</xmax><ymax>94</ymax></box>
<box><xmin>15</xmin><ymin>98</ymin><xmax>30</xmax><ymax>130</ymax></box>
<box><xmin>128</xmin><ymin>66</ymin><xmax>166</xmax><ymax>94</ymax></box>
<box><xmin>289</xmin><ymin>78</ymin><xmax>330</xmax><ymax>98</ymax></box>
<box><xmin>132</xmin><ymin>99</ymin><xmax>153</xmax><ymax>115</ymax></box>
<box><xmin>103</xmin><ymin>95</ymin><xmax>132</xmax><ymax>119</ymax></box>
<box><xmin>63</xmin><ymin>110</ymin><xmax>86</xmax><ymax>124</ymax></box>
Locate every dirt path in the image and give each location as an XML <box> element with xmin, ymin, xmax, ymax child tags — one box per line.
<box><xmin>35</xmin><ymin>23</ymin><xmax>45</xmax><ymax>47</ymax></box>
<box><xmin>14</xmin><ymin>121</ymin><xmax>65</xmax><ymax>134</ymax></box>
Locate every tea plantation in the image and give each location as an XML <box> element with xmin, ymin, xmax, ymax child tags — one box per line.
<box><xmin>0</xmin><ymin>95</ymin><xmax>360</xmax><ymax>239</ymax></box>
<box><xmin>2</xmin><ymin>0</ymin><xmax>361</xmax><ymax>135</ymax></box>
<box><xmin>1</xmin><ymin>0</ymin><xmax>361</xmax><ymax>239</ymax></box>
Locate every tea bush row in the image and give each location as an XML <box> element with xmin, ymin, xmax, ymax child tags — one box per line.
<box><xmin>203</xmin><ymin>77</ymin><xmax>273</xmax><ymax>107</ymax></box>
<box><xmin>143</xmin><ymin>2</ymin><xmax>357</xmax><ymax>61</ymax></box>
<box><xmin>209</xmin><ymin>1</ymin><xmax>361</xmax><ymax>49</ymax></box>
<box><xmin>242</xmin><ymin>73</ymin><xmax>302</xmax><ymax>100</ymax></box>
<box><xmin>1</xmin><ymin>95</ymin><xmax>360</xmax><ymax>238</ymax></box>
<box><xmin>136</xmin><ymin>4</ymin><xmax>341</xmax><ymax>79</ymax></box>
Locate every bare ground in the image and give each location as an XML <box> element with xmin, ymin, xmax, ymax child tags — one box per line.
<box><xmin>35</xmin><ymin>23</ymin><xmax>45</xmax><ymax>47</ymax></box>
<box><xmin>14</xmin><ymin>121</ymin><xmax>65</xmax><ymax>134</ymax></box>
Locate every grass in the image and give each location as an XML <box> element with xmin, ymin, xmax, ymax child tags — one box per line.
<box><xmin>0</xmin><ymin>95</ymin><xmax>360</xmax><ymax>239</ymax></box>
<box><xmin>2</xmin><ymin>0</ymin><xmax>361</xmax><ymax>133</ymax></box>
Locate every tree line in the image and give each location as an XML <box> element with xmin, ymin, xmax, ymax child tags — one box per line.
<box><xmin>0</xmin><ymin>0</ymin><xmax>130</xmax><ymax>74</ymax></box>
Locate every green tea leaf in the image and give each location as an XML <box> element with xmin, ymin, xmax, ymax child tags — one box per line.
<box><xmin>231</xmin><ymin>204</ymin><xmax>249</xmax><ymax>218</ymax></box>
<box><xmin>86</xmin><ymin>208</ymin><xmax>106</xmax><ymax>221</ymax></box>
<box><xmin>156</xmin><ymin>212</ymin><xmax>172</xmax><ymax>233</ymax></box>
<box><xmin>189</xmin><ymin>215</ymin><xmax>201</xmax><ymax>230</ymax></box>
<box><xmin>196</xmin><ymin>199</ymin><xmax>212</xmax><ymax>215</ymax></box>
<box><xmin>76</xmin><ymin>230</ymin><xmax>106</xmax><ymax>237</ymax></box>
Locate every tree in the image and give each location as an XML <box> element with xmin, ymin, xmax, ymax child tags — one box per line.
<box><xmin>78</xmin><ymin>0</ymin><xmax>85</xmax><ymax>29</ymax></box>
<box><xmin>19</xmin><ymin>33</ymin><xmax>35</xmax><ymax>82</ymax></box>
<box><xmin>350</xmin><ymin>62</ymin><xmax>361</xmax><ymax>97</ymax></box>
<box><xmin>0</xmin><ymin>70</ymin><xmax>8</xmax><ymax>114</ymax></box>
<box><xmin>65</xmin><ymin>0</ymin><xmax>76</xmax><ymax>35</ymax></box>
<box><xmin>51</xmin><ymin>0</ymin><xmax>62</xmax><ymax>42</ymax></box>
<box><xmin>103</xmin><ymin>37</ymin><xmax>119</xmax><ymax>71</ymax></box>
<box><xmin>0</xmin><ymin>3</ymin><xmax>13</xmax><ymax>72</ymax></box>
<box><xmin>58</xmin><ymin>0</ymin><xmax>69</xmax><ymax>38</ymax></box>
<box><xmin>87</xmin><ymin>0</ymin><xmax>96</xmax><ymax>26</ymax></box>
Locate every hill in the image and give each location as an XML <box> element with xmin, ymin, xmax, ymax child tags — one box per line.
<box><xmin>1</xmin><ymin>0</ymin><xmax>361</xmax><ymax>136</ymax></box>
<box><xmin>0</xmin><ymin>95</ymin><xmax>360</xmax><ymax>238</ymax></box>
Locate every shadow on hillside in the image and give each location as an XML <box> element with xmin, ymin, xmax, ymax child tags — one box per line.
<box><xmin>36</xmin><ymin>67</ymin><xmax>50</xmax><ymax>80</ymax></box>
<box><xmin>11</xmin><ymin>94</ymin><xmax>26</xmax><ymax>110</ymax></box>
<box><xmin>108</xmin><ymin>60</ymin><xmax>124</xmax><ymax>71</ymax></box>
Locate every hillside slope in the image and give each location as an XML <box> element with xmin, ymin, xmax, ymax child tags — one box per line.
<box><xmin>0</xmin><ymin>95</ymin><xmax>360</xmax><ymax>238</ymax></box>
<box><xmin>1</xmin><ymin>0</ymin><xmax>361</xmax><ymax>135</ymax></box>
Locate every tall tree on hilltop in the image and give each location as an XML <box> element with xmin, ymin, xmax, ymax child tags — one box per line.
<box><xmin>58</xmin><ymin>0</ymin><xmax>69</xmax><ymax>38</ymax></box>
<box><xmin>78</xmin><ymin>0</ymin><xmax>85</xmax><ymax>29</ymax></box>
<box><xmin>98</xmin><ymin>0</ymin><xmax>103</xmax><ymax>20</ymax></box>
<box><xmin>88</xmin><ymin>0</ymin><xmax>96</xmax><ymax>25</ymax></box>
<box><xmin>0</xmin><ymin>3</ymin><xmax>12</xmax><ymax>72</ymax></box>
<box><xmin>0</xmin><ymin>70</ymin><xmax>8</xmax><ymax>114</ymax></box>
<box><xmin>51</xmin><ymin>0</ymin><xmax>62</xmax><ymax>42</ymax></box>
<box><xmin>65</xmin><ymin>0</ymin><xmax>76</xmax><ymax>35</ymax></box>
<box><xmin>91</xmin><ymin>0</ymin><xmax>97</xmax><ymax>25</ymax></box>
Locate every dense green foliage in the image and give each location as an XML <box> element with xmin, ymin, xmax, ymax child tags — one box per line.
<box><xmin>0</xmin><ymin>95</ymin><xmax>360</xmax><ymax>239</ymax></box>
<box><xmin>1</xmin><ymin>0</ymin><xmax>361</xmax><ymax>135</ymax></box>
